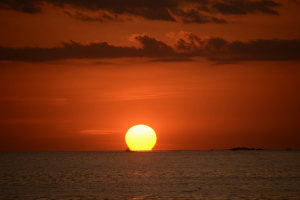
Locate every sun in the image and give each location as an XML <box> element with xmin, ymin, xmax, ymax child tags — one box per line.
<box><xmin>125</xmin><ymin>124</ymin><xmax>157</xmax><ymax>151</ymax></box>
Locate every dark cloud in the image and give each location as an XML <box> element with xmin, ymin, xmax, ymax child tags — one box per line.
<box><xmin>0</xmin><ymin>0</ymin><xmax>43</xmax><ymax>13</ymax></box>
<box><xmin>0</xmin><ymin>0</ymin><xmax>281</xmax><ymax>23</ymax></box>
<box><xmin>211</xmin><ymin>0</ymin><xmax>280</xmax><ymax>15</ymax></box>
<box><xmin>134</xmin><ymin>34</ymin><xmax>175</xmax><ymax>57</ymax></box>
<box><xmin>221</xmin><ymin>39</ymin><xmax>300</xmax><ymax>61</ymax></box>
<box><xmin>1</xmin><ymin>33</ymin><xmax>299</xmax><ymax>62</ymax></box>
<box><xmin>174</xmin><ymin>32</ymin><xmax>300</xmax><ymax>61</ymax></box>
<box><xmin>149</xmin><ymin>57</ymin><xmax>195</xmax><ymax>62</ymax></box>
<box><xmin>0</xmin><ymin>41</ymin><xmax>135</xmax><ymax>62</ymax></box>
<box><xmin>170</xmin><ymin>8</ymin><xmax>226</xmax><ymax>24</ymax></box>
<box><xmin>49</xmin><ymin>0</ymin><xmax>179</xmax><ymax>11</ymax></box>
<box><xmin>126</xmin><ymin>7</ymin><xmax>175</xmax><ymax>21</ymax></box>
<box><xmin>55</xmin><ymin>0</ymin><xmax>177</xmax><ymax>21</ymax></box>
<box><xmin>0</xmin><ymin>35</ymin><xmax>175</xmax><ymax>62</ymax></box>
<box><xmin>63</xmin><ymin>10</ymin><xmax>117</xmax><ymax>22</ymax></box>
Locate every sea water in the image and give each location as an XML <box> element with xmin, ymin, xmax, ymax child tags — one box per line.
<box><xmin>0</xmin><ymin>150</ymin><xmax>299</xmax><ymax>200</ymax></box>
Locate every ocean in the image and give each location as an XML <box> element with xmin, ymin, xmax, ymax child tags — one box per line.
<box><xmin>0</xmin><ymin>150</ymin><xmax>299</xmax><ymax>200</ymax></box>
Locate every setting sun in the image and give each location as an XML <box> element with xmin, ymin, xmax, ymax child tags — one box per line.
<box><xmin>125</xmin><ymin>125</ymin><xmax>157</xmax><ymax>151</ymax></box>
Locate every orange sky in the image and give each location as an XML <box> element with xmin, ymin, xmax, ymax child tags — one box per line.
<box><xmin>0</xmin><ymin>0</ymin><xmax>300</xmax><ymax>152</ymax></box>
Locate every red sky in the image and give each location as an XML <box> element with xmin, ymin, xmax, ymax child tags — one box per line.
<box><xmin>0</xmin><ymin>0</ymin><xmax>300</xmax><ymax>152</ymax></box>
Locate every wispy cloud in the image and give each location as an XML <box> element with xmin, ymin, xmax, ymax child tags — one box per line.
<box><xmin>79</xmin><ymin>129</ymin><xmax>121</xmax><ymax>135</ymax></box>
<box><xmin>100</xmin><ymin>86</ymin><xmax>182</xmax><ymax>102</ymax></box>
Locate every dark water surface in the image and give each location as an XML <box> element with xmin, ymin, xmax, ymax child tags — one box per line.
<box><xmin>1</xmin><ymin>150</ymin><xmax>299</xmax><ymax>199</ymax></box>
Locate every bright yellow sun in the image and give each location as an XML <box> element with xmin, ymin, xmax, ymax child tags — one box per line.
<box><xmin>125</xmin><ymin>124</ymin><xmax>157</xmax><ymax>151</ymax></box>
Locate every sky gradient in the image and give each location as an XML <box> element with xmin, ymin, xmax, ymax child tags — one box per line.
<box><xmin>0</xmin><ymin>0</ymin><xmax>300</xmax><ymax>152</ymax></box>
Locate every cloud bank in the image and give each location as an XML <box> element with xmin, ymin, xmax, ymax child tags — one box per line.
<box><xmin>0</xmin><ymin>0</ymin><xmax>281</xmax><ymax>23</ymax></box>
<box><xmin>0</xmin><ymin>33</ymin><xmax>299</xmax><ymax>62</ymax></box>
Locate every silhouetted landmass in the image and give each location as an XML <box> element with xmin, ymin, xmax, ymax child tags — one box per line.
<box><xmin>230</xmin><ymin>147</ymin><xmax>264</xmax><ymax>151</ymax></box>
<box><xmin>125</xmin><ymin>148</ymin><xmax>132</xmax><ymax>152</ymax></box>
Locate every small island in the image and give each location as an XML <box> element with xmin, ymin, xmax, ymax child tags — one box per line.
<box><xmin>230</xmin><ymin>147</ymin><xmax>264</xmax><ymax>151</ymax></box>
<box><xmin>125</xmin><ymin>148</ymin><xmax>132</xmax><ymax>152</ymax></box>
